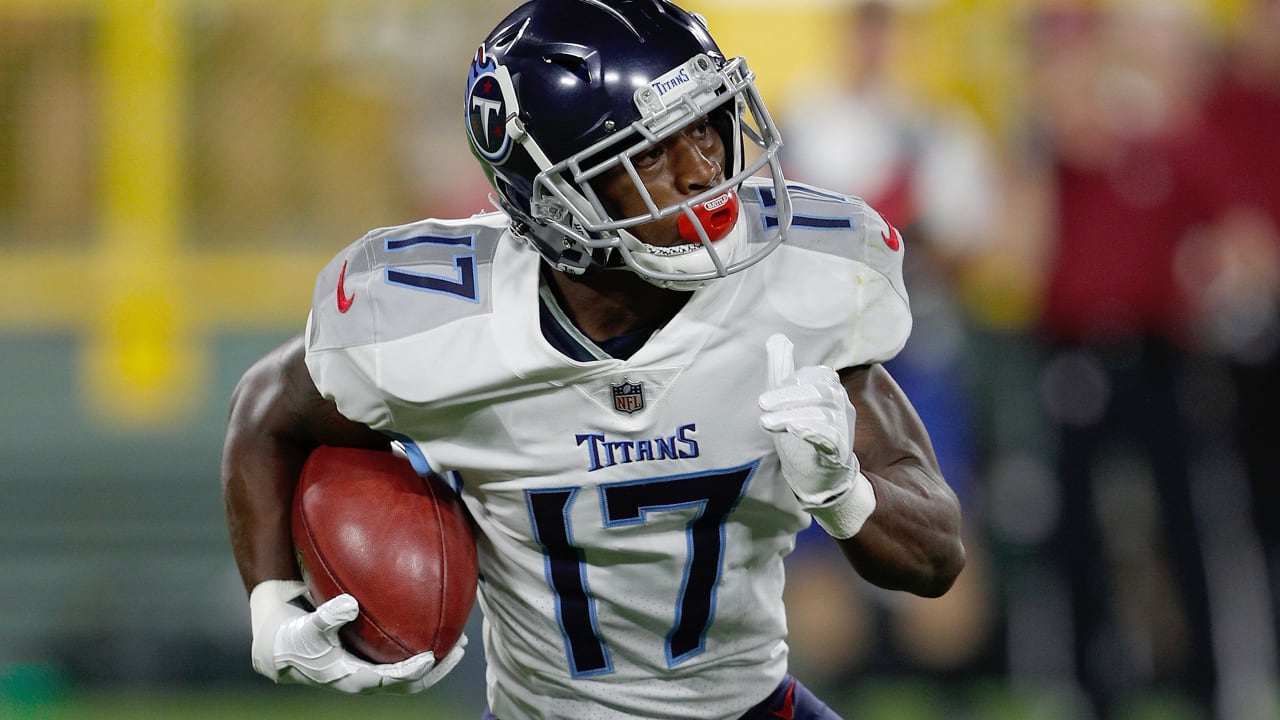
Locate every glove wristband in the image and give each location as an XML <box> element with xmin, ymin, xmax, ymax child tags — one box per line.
<box><xmin>249</xmin><ymin>579</ymin><xmax>308</xmax><ymax>616</ymax></box>
<box><xmin>249</xmin><ymin>579</ymin><xmax>308</xmax><ymax>680</ymax></box>
<box><xmin>808</xmin><ymin>471</ymin><xmax>876</xmax><ymax>539</ymax></box>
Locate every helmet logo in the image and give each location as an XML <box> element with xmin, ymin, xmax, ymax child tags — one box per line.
<box><xmin>634</xmin><ymin>55</ymin><xmax>717</xmax><ymax>120</ymax></box>
<box><xmin>466</xmin><ymin>47</ymin><xmax>512</xmax><ymax>164</ymax></box>
<box><xmin>650</xmin><ymin>67</ymin><xmax>691</xmax><ymax>98</ymax></box>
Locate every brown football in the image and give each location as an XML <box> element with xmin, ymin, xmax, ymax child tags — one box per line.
<box><xmin>292</xmin><ymin>446</ymin><xmax>477</xmax><ymax>663</ymax></box>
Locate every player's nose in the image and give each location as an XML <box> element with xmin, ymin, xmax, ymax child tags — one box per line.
<box><xmin>669</xmin><ymin>136</ymin><xmax>720</xmax><ymax>196</ymax></box>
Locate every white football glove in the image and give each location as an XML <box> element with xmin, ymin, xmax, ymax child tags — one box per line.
<box><xmin>249</xmin><ymin>580</ymin><xmax>466</xmax><ymax>694</ymax></box>
<box><xmin>758</xmin><ymin>334</ymin><xmax>876</xmax><ymax>539</ymax></box>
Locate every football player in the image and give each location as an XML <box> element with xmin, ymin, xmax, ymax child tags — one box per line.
<box><xmin>221</xmin><ymin>1</ymin><xmax>965</xmax><ymax>718</ymax></box>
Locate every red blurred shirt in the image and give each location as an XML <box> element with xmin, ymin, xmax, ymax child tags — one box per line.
<box><xmin>1202</xmin><ymin>74</ymin><xmax>1280</xmax><ymax>231</ymax></box>
<box><xmin>1039</xmin><ymin>127</ymin><xmax>1252</xmax><ymax>345</ymax></box>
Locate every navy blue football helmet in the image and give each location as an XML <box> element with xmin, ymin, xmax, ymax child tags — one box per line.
<box><xmin>465</xmin><ymin>0</ymin><xmax>791</xmax><ymax>290</ymax></box>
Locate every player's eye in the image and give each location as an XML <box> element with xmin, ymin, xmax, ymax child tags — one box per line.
<box><xmin>633</xmin><ymin>145</ymin><xmax>664</xmax><ymax>169</ymax></box>
<box><xmin>687</xmin><ymin>119</ymin><xmax>712</xmax><ymax>141</ymax></box>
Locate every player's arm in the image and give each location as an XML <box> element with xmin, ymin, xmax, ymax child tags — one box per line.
<box><xmin>758</xmin><ymin>335</ymin><xmax>964</xmax><ymax>598</ymax></box>
<box><xmin>221</xmin><ymin>334</ymin><xmax>464</xmax><ymax>694</ymax></box>
<box><xmin>836</xmin><ymin>363</ymin><xmax>964</xmax><ymax>597</ymax></box>
<box><xmin>221</xmin><ymin>333</ymin><xmax>388</xmax><ymax>594</ymax></box>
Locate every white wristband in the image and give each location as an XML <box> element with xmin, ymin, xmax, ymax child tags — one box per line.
<box><xmin>808</xmin><ymin>471</ymin><xmax>876</xmax><ymax>539</ymax></box>
<box><xmin>249</xmin><ymin>579</ymin><xmax>308</xmax><ymax>679</ymax></box>
<box><xmin>249</xmin><ymin>579</ymin><xmax>308</xmax><ymax>626</ymax></box>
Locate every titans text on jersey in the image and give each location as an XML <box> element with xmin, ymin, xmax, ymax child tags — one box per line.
<box><xmin>577</xmin><ymin>423</ymin><xmax>700</xmax><ymax>472</ymax></box>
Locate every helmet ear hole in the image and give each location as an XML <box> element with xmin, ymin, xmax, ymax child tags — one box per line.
<box><xmin>492</xmin><ymin>175</ymin><xmax>534</xmax><ymax>228</ymax></box>
<box><xmin>492</xmin><ymin>177</ymin><xmax>518</xmax><ymax>213</ymax></box>
<box><xmin>547</xmin><ymin>52</ymin><xmax>592</xmax><ymax>83</ymax></box>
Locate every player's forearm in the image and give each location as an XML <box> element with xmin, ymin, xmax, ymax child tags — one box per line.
<box><xmin>221</xmin><ymin>357</ymin><xmax>313</xmax><ymax>593</ymax></box>
<box><xmin>222</xmin><ymin>335</ymin><xmax>392</xmax><ymax>593</ymax></box>
<box><xmin>223</xmin><ymin>440</ymin><xmax>310</xmax><ymax>593</ymax></box>
<box><xmin>831</xmin><ymin>364</ymin><xmax>965</xmax><ymax>596</ymax></box>
<box><xmin>836</xmin><ymin>461</ymin><xmax>964</xmax><ymax>597</ymax></box>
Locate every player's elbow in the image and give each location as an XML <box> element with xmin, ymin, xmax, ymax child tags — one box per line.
<box><xmin>880</xmin><ymin>486</ymin><xmax>966</xmax><ymax>598</ymax></box>
<box><xmin>914</xmin><ymin>489</ymin><xmax>967</xmax><ymax>597</ymax></box>
<box><xmin>915</xmin><ymin>534</ymin><xmax>966</xmax><ymax>598</ymax></box>
<box><xmin>843</xmin><ymin>522</ymin><xmax>966</xmax><ymax>598</ymax></box>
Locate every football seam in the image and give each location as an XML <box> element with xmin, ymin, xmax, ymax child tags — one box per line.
<box><xmin>429</xmin><ymin>474</ymin><xmax>449</xmax><ymax>652</ymax></box>
<box><xmin>349</xmin><ymin>475</ymin><xmax>445</xmax><ymax>659</ymax></box>
<box><xmin>353</xmin><ymin>607</ymin><xmax>414</xmax><ymax>660</ymax></box>
<box><xmin>296</xmin><ymin>500</ymin><xmax>348</xmax><ymax>610</ymax></box>
<box><xmin>301</xmin><ymin>468</ymin><xmax>417</xmax><ymax>662</ymax></box>
<box><xmin>345</xmin><ymin>477</ymin><xmax>423</xmax><ymax>661</ymax></box>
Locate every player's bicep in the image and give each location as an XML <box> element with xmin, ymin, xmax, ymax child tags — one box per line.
<box><xmin>228</xmin><ymin>333</ymin><xmax>387</xmax><ymax>452</ymax></box>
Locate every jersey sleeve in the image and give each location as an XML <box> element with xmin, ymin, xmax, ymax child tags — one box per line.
<box><xmin>757</xmin><ymin>181</ymin><xmax>912</xmax><ymax>370</ymax></box>
<box><xmin>305</xmin><ymin>233</ymin><xmax>394</xmax><ymax>430</ymax></box>
<box><xmin>841</xmin><ymin>200</ymin><xmax>912</xmax><ymax>367</ymax></box>
<box><xmin>302</xmin><ymin>214</ymin><xmax>507</xmax><ymax>431</ymax></box>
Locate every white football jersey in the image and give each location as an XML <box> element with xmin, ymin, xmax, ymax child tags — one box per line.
<box><xmin>304</xmin><ymin>178</ymin><xmax>911</xmax><ymax>720</ymax></box>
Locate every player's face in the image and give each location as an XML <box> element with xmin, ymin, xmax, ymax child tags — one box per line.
<box><xmin>597</xmin><ymin>117</ymin><xmax>726</xmax><ymax>248</ymax></box>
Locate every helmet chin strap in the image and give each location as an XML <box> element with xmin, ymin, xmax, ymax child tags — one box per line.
<box><xmin>621</xmin><ymin>214</ymin><xmax>748</xmax><ymax>291</ymax></box>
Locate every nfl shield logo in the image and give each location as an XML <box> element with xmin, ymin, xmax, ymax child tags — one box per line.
<box><xmin>611</xmin><ymin>380</ymin><xmax>645</xmax><ymax>414</ymax></box>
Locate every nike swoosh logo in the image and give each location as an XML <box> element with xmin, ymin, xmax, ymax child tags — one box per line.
<box><xmin>336</xmin><ymin>260</ymin><xmax>355</xmax><ymax>313</ymax></box>
<box><xmin>881</xmin><ymin>224</ymin><xmax>901</xmax><ymax>251</ymax></box>
<box><xmin>768</xmin><ymin>680</ymin><xmax>797</xmax><ymax>719</ymax></box>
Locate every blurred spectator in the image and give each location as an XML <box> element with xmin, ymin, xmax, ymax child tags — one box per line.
<box><xmin>1200</xmin><ymin>0</ymin><xmax>1280</xmax><ymax>580</ymax></box>
<box><xmin>1197</xmin><ymin>0</ymin><xmax>1280</xmax><ymax>712</ymax></box>
<box><xmin>1015</xmin><ymin>0</ymin><xmax>1273</xmax><ymax>715</ymax></box>
<box><xmin>779</xmin><ymin>0</ymin><xmax>999</xmax><ymax>688</ymax></box>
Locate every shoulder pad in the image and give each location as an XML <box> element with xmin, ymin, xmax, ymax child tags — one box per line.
<box><xmin>740</xmin><ymin>179</ymin><xmax>906</xmax><ymax>285</ymax></box>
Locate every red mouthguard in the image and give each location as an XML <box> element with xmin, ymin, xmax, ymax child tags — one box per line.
<box><xmin>677</xmin><ymin>189</ymin><xmax>740</xmax><ymax>244</ymax></box>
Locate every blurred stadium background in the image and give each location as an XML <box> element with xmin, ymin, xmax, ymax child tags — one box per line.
<box><xmin>1</xmin><ymin>0</ymin><xmax>1276</xmax><ymax>718</ymax></box>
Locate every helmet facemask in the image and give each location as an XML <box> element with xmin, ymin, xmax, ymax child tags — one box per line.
<box><xmin>524</xmin><ymin>54</ymin><xmax>791</xmax><ymax>290</ymax></box>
